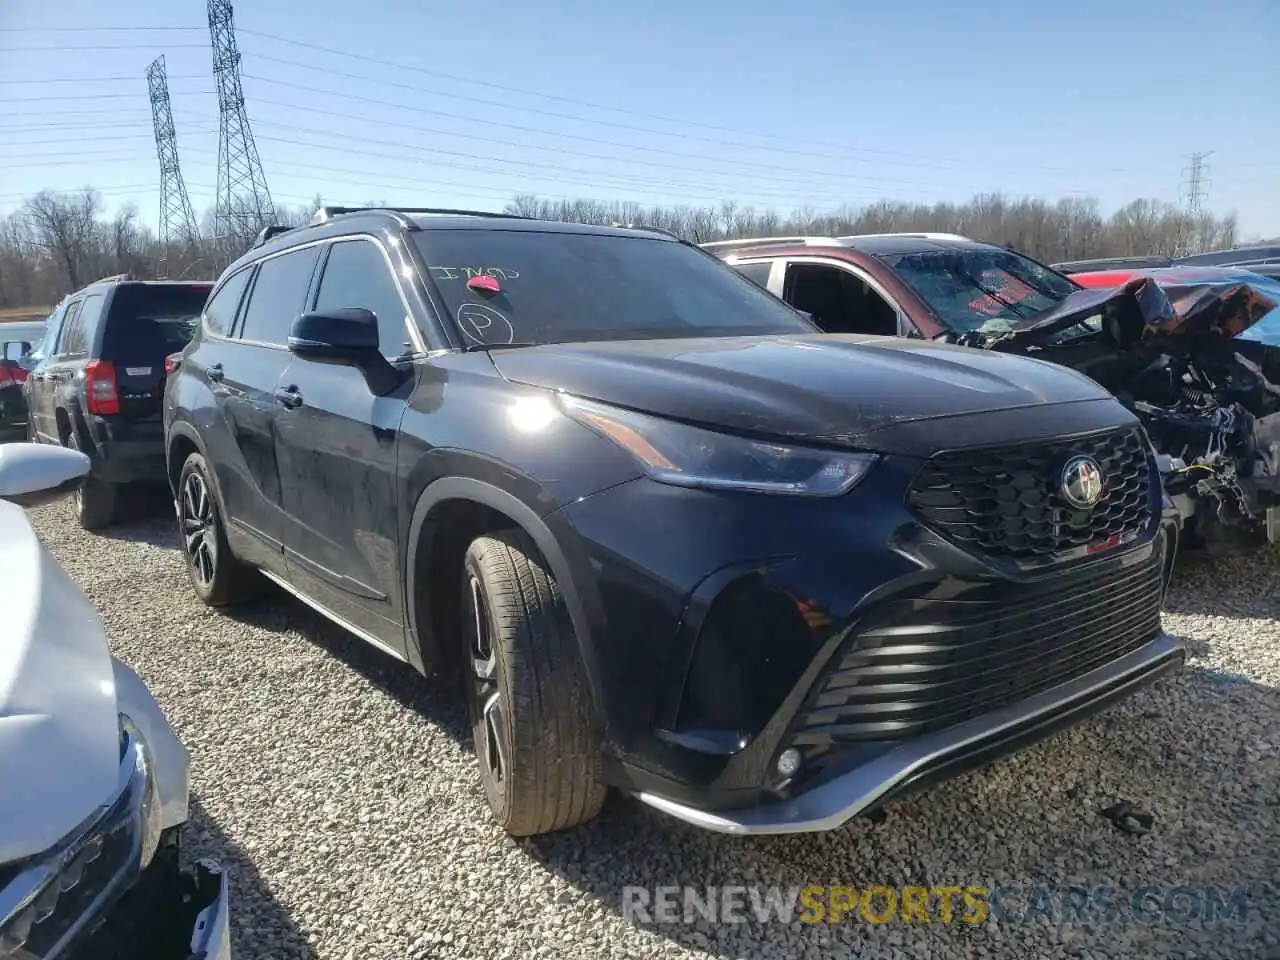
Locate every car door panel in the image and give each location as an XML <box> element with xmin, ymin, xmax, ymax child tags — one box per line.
<box><xmin>274</xmin><ymin>359</ymin><xmax>411</xmax><ymax>646</ymax></box>
<box><xmin>273</xmin><ymin>237</ymin><xmax>413</xmax><ymax>650</ymax></box>
<box><xmin>29</xmin><ymin>299</ymin><xmax>77</xmax><ymax>442</ymax></box>
<box><xmin>211</xmin><ymin>246</ymin><xmax>320</xmax><ymax>567</ymax></box>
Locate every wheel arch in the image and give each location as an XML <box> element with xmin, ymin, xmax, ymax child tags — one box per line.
<box><xmin>165</xmin><ymin>422</ymin><xmax>210</xmax><ymax>497</ymax></box>
<box><xmin>405</xmin><ymin>477</ymin><xmax>605</xmax><ymax>722</ymax></box>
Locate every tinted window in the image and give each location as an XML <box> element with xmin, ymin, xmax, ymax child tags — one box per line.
<box><xmin>415</xmin><ymin>231</ymin><xmax>814</xmax><ymax>346</ymax></box>
<box><xmin>784</xmin><ymin>264</ymin><xmax>898</xmax><ymax>336</ymax></box>
<box><xmin>239</xmin><ymin>247</ymin><xmax>321</xmax><ymax>345</ymax></box>
<box><xmin>882</xmin><ymin>248</ymin><xmax>1078</xmax><ymax>335</ymax></box>
<box><xmin>3</xmin><ymin>340</ymin><xmax>30</xmax><ymax>362</ymax></box>
<box><xmin>54</xmin><ymin>300</ymin><xmax>86</xmax><ymax>357</ymax></box>
<box><xmin>732</xmin><ymin>261</ymin><xmax>773</xmax><ymax>288</ymax></box>
<box><xmin>314</xmin><ymin>240</ymin><xmax>411</xmax><ymax>357</ymax></box>
<box><xmin>101</xmin><ymin>284</ymin><xmax>211</xmax><ymax>361</ymax></box>
<box><xmin>204</xmin><ymin>269</ymin><xmax>252</xmax><ymax>337</ymax></box>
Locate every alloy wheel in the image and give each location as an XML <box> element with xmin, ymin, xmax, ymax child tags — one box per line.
<box><xmin>180</xmin><ymin>470</ymin><xmax>217</xmax><ymax>588</ymax></box>
<box><xmin>468</xmin><ymin>575</ymin><xmax>506</xmax><ymax>789</ymax></box>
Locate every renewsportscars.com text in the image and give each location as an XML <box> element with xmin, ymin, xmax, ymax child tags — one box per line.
<box><xmin>621</xmin><ymin>884</ymin><xmax>1255</xmax><ymax>926</ymax></box>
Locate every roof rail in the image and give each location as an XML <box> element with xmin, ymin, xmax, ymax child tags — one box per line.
<box><xmin>699</xmin><ymin>236</ymin><xmax>842</xmax><ymax>251</ymax></box>
<box><xmin>836</xmin><ymin>232</ymin><xmax>974</xmax><ymax>242</ymax></box>
<box><xmin>91</xmin><ymin>272</ymin><xmax>132</xmax><ymax>285</ymax></box>
<box><xmin>251</xmin><ymin>224</ymin><xmax>295</xmax><ymax>248</ymax></box>
<box><xmin>310</xmin><ymin>205</ymin><xmax>528</xmax><ymax>228</ymax></box>
<box><xmin>610</xmin><ymin>222</ymin><xmax>685</xmax><ymax>242</ymax></box>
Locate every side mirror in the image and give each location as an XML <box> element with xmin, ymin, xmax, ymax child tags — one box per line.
<box><xmin>0</xmin><ymin>443</ymin><xmax>90</xmax><ymax>508</ymax></box>
<box><xmin>288</xmin><ymin>308</ymin><xmax>399</xmax><ymax>395</ymax></box>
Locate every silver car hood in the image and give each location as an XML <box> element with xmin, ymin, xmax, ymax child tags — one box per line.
<box><xmin>0</xmin><ymin>500</ymin><xmax>125</xmax><ymax>863</ymax></box>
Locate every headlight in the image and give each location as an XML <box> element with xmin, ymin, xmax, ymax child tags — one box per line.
<box><xmin>118</xmin><ymin>714</ymin><xmax>163</xmax><ymax>871</ymax></box>
<box><xmin>561</xmin><ymin>396</ymin><xmax>878</xmax><ymax>497</ymax></box>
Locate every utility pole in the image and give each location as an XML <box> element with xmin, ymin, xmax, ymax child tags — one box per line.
<box><xmin>1177</xmin><ymin>150</ymin><xmax>1213</xmax><ymax>256</ymax></box>
<box><xmin>208</xmin><ymin>0</ymin><xmax>274</xmax><ymax>250</ymax></box>
<box><xmin>146</xmin><ymin>55</ymin><xmax>200</xmax><ymax>278</ymax></box>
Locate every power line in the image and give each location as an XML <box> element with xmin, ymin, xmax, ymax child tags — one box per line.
<box><xmin>241</xmin><ymin>81</ymin><xmax>991</xmax><ymax>191</ymax></box>
<box><xmin>0</xmin><ymin>42</ymin><xmax>210</xmax><ymax>51</ymax></box>
<box><xmin>246</xmin><ymin>129</ymin><xmax>889</xmax><ymax>205</ymax></box>
<box><xmin>1</xmin><ymin>90</ymin><xmax>214</xmax><ymax>103</ymax></box>
<box><xmin>0</xmin><ymin>73</ymin><xmax>207</xmax><ymax>83</ymax></box>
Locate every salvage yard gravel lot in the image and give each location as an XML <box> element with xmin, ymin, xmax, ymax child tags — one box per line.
<box><xmin>30</xmin><ymin>499</ymin><xmax>1280</xmax><ymax>959</ymax></box>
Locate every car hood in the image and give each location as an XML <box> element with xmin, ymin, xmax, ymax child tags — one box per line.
<box><xmin>490</xmin><ymin>333</ymin><xmax>1113</xmax><ymax>450</ymax></box>
<box><xmin>0</xmin><ymin>500</ymin><xmax>120</xmax><ymax>864</ymax></box>
<box><xmin>974</xmin><ymin>273</ymin><xmax>1280</xmax><ymax>351</ymax></box>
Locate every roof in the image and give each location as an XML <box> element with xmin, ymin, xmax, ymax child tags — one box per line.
<box><xmin>240</xmin><ymin>207</ymin><xmax>680</xmax><ymax>268</ymax></box>
<box><xmin>704</xmin><ymin>232</ymin><xmax>993</xmax><ymax>259</ymax></box>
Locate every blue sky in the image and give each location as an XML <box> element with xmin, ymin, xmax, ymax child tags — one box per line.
<box><xmin>1</xmin><ymin>0</ymin><xmax>1277</xmax><ymax>237</ymax></box>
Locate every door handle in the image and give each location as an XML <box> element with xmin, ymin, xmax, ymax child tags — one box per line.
<box><xmin>205</xmin><ymin>363</ymin><xmax>224</xmax><ymax>382</ymax></box>
<box><xmin>274</xmin><ymin>386</ymin><xmax>303</xmax><ymax>409</ymax></box>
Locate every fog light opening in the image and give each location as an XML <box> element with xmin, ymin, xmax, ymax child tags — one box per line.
<box><xmin>776</xmin><ymin>747</ymin><xmax>802</xmax><ymax>779</ymax></box>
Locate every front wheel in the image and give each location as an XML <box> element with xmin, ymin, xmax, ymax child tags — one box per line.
<box><xmin>461</xmin><ymin>529</ymin><xmax>606</xmax><ymax>836</ymax></box>
<box><xmin>177</xmin><ymin>452</ymin><xmax>260</xmax><ymax>606</ymax></box>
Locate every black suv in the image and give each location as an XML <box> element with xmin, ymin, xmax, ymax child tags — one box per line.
<box><xmin>25</xmin><ymin>276</ymin><xmax>213</xmax><ymax>528</ymax></box>
<box><xmin>164</xmin><ymin>207</ymin><xmax>1185</xmax><ymax>837</ymax></box>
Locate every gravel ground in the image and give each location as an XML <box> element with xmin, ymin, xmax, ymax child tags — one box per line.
<box><xmin>29</xmin><ymin>497</ymin><xmax>1280</xmax><ymax>960</ymax></box>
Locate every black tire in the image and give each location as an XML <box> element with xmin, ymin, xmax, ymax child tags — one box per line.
<box><xmin>461</xmin><ymin>529</ymin><xmax>606</xmax><ymax>836</ymax></box>
<box><xmin>66</xmin><ymin>429</ymin><xmax>116</xmax><ymax>530</ymax></box>
<box><xmin>176</xmin><ymin>452</ymin><xmax>260</xmax><ymax>606</ymax></box>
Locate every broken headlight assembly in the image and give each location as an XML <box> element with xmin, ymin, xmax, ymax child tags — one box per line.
<box><xmin>0</xmin><ymin>716</ymin><xmax>164</xmax><ymax>958</ymax></box>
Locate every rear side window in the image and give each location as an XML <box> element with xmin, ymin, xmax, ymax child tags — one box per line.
<box><xmin>100</xmin><ymin>284</ymin><xmax>212</xmax><ymax>363</ymax></box>
<box><xmin>204</xmin><ymin>269</ymin><xmax>252</xmax><ymax>337</ymax></box>
<box><xmin>732</xmin><ymin>261</ymin><xmax>773</xmax><ymax>288</ymax></box>
<box><xmin>313</xmin><ymin>239</ymin><xmax>411</xmax><ymax>357</ymax></box>
<box><xmin>54</xmin><ymin>299</ymin><xmax>87</xmax><ymax>357</ymax></box>
<box><xmin>239</xmin><ymin>247</ymin><xmax>321</xmax><ymax>345</ymax></box>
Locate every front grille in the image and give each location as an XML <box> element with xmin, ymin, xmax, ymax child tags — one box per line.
<box><xmin>786</xmin><ymin>543</ymin><xmax>1165</xmax><ymax>754</ymax></box>
<box><xmin>11</xmin><ymin>814</ymin><xmax>135</xmax><ymax>959</ymax></box>
<box><xmin>908</xmin><ymin>427</ymin><xmax>1153</xmax><ymax>563</ymax></box>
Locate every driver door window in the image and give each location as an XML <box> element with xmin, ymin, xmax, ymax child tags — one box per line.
<box><xmin>312</xmin><ymin>239</ymin><xmax>412</xmax><ymax>358</ymax></box>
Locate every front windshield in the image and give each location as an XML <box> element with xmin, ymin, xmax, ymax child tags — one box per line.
<box><xmin>881</xmin><ymin>248</ymin><xmax>1079</xmax><ymax>335</ymax></box>
<box><xmin>414</xmin><ymin>229</ymin><xmax>815</xmax><ymax>347</ymax></box>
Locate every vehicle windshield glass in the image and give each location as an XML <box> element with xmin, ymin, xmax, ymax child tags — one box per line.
<box><xmin>881</xmin><ymin>248</ymin><xmax>1079</xmax><ymax>335</ymax></box>
<box><xmin>414</xmin><ymin>229</ymin><xmax>815</xmax><ymax>346</ymax></box>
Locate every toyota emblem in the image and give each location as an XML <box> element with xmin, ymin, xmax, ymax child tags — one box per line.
<box><xmin>1060</xmin><ymin>455</ymin><xmax>1105</xmax><ymax>509</ymax></box>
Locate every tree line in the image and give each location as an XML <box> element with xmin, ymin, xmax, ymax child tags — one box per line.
<box><xmin>0</xmin><ymin>186</ymin><xmax>1245</xmax><ymax>310</ymax></box>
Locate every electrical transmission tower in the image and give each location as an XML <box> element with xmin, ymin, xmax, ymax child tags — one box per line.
<box><xmin>146</xmin><ymin>55</ymin><xmax>200</xmax><ymax>275</ymax></box>
<box><xmin>1177</xmin><ymin>150</ymin><xmax>1213</xmax><ymax>256</ymax></box>
<box><xmin>208</xmin><ymin>0</ymin><xmax>274</xmax><ymax>246</ymax></box>
<box><xmin>1182</xmin><ymin>150</ymin><xmax>1213</xmax><ymax>218</ymax></box>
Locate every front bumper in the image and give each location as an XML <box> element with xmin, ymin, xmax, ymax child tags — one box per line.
<box><xmin>0</xmin><ymin>732</ymin><xmax>230</xmax><ymax>959</ymax></box>
<box><xmin>547</xmin><ymin>440</ymin><xmax>1181</xmax><ymax>832</ymax></box>
<box><xmin>637</xmin><ymin>632</ymin><xmax>1184</xmax><ymax>834</ymax></box>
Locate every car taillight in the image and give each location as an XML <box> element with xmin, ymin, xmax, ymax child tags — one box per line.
<box><xmin>84</xmin><ymin>359</ymin><xmax>121</xmax><ymax>415</ymax></box>
<box><xmin>164</xmin><ymin>353</ymin><xmax>183</xmax><ymax>375</ymax></box>
<box><xmin>0</xmin><ymin>366</ymin><xmax>11</xmax><ymax>387</ymax></box>
<box><xmin>11</xmin><ymin>366</ymin><xmax>26</xmax><ymax>382</ymax></box>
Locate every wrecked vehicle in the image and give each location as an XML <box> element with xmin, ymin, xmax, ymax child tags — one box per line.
<box><xmin>704</xmin><ymin>234</ymin><xmax>1280</xmax><ymax>554</ymax></box>
<box><xmin>0</xmin><ymin>442</ymin><xmax>230</xmax><ymax>958</ymax></box>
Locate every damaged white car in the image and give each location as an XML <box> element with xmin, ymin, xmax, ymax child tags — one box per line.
<box><xmin>0</xmin><ymin>443</ymin><xmax>230</xmax><ymax>959</ymax></box>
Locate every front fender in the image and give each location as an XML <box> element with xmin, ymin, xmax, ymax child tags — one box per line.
<box><xmin>403</xmin><ymin>471</ymin><xmax>616</xmax><ymax>739</ymax></box>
